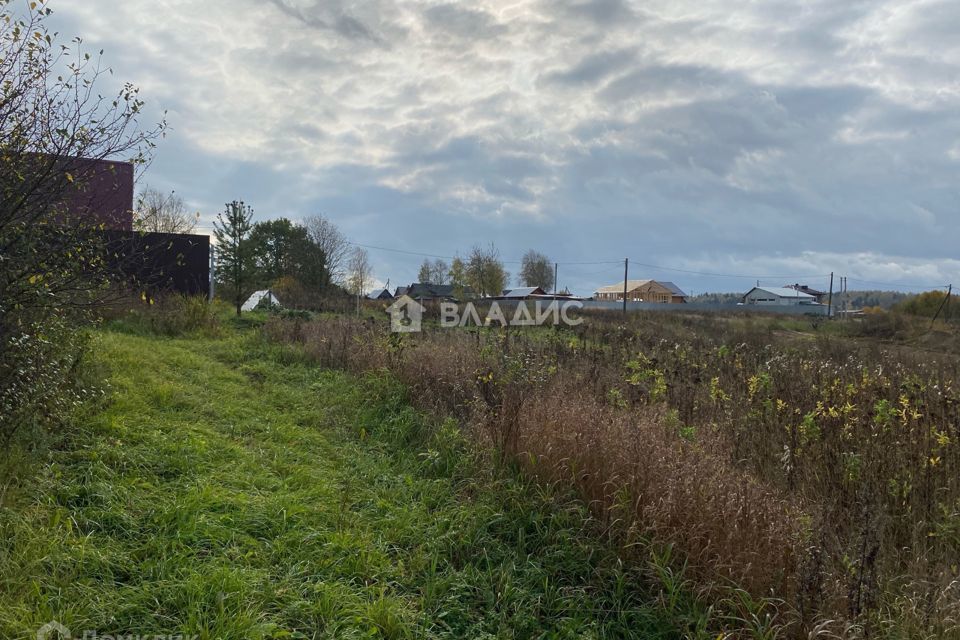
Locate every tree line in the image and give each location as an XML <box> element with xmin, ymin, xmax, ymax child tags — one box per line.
<box><xmin>213</xmin><ymin>202</ymin><xmax>372</xmax><ymax>315</ymax></box>
<box><xmin>213</xmin><ymin>201</ymin><xmax>568</xmax><ymax>311</ymax></box>
<box><xmin>415</xmin><ymin>247</ymin><xmax>559</xmax><ymax>298</ymax></box>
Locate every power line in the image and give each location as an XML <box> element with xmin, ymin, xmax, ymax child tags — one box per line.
<box><xmin>346</xmin><ymin>242</ymin><xmax>459</xmax><ymax>262</ymax></box>
<box><xmin>345</xmin><ymin>239</ymin><xmax>951</xmax><ymax>288</ymax></box>
<box><xmin>579</xmin><ymin>264</ymin><xmax>627</xmax><ymax>277</ymax></box>
<box><xmin>844</xmin><ymin>277</ymin><xmax>949</xmax><ymax>291</ymax></box>
<box><xmin>347</xmin><ymin>240</ymin><xmax>622</xmax><ymax>267</ymax></box>
<box><xmin>627</xmin><ymin>259</ymin><xmax>830</xmax><ymax>280</ymax></box>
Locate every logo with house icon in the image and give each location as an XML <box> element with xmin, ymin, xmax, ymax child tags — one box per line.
<box><xmin>37</xmin><ymin>621</ymin><xmax>71</xmax><ymax>640</ymax></box>
<box><xmin>385</xmin><ymin>295</ymin><xmax>425</xmax><ymax>333</ymax></box>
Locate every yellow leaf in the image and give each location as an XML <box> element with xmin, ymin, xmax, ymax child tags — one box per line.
<box><xmin>140</xmin><ymin>291</ymin><xmax>147</xmax><ymax>302</ymax></box>
<box><xmin>65</xmin><ymin>172</ymin><xmax>73</xmax><ymax>183</ymax></box>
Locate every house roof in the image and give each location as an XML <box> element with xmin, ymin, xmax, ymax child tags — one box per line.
<box><xmin>500</xmin><ymin>286</ymin><xmax>546</xmax><ymax>299</ymax></box>
<box><xmin>595</xmin><ymin>279</ymin><xmax>652</xmax><ymax>294</ymax></box>
<box><xmin>394</xmin><ymin>286</ymin><xmax>408</xmax><ymax>297</ymax></box>
<box><xmin>406</xmin><ymin>282</ymin><xmax>458</xmax><ymax>299</ymax></box>
<box><xmin>785</xmin><ymin>283</ymin><xmax>826</xmax><ymax>296</ymax></box>
<box><xmin>367</xmin><ymin>288</ymin><xmax>392</xmax><ymax>300</ymax></box>
<box><xmin>660</xmin><ymin>281</ymin><xmax>688</xmax><ymax>297</ymax></box>
<box><xmin>594</xmin><ymin>280</ymin><xmax>688</xmax><ymax>296</ymax></box>
<box><xmin>748</xmin><ymin>286</ymin><xmax>815</xmax><ymax>299</ymax></box>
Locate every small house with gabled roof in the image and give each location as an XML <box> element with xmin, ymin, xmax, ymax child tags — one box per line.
<box><xmin>594</xmin><ymin>279</ymin><xmax>687</xmax><ymax>303</ymax></box>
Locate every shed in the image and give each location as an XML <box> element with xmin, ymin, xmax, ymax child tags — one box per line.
<box><xmin>242</xmin><ymin>289</ymin><xmax>282</xmax><ymax>311</ymax></box>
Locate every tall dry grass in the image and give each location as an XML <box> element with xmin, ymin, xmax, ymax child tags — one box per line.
<box><xmin>263</xmin><ymin>311</ymin><xmax>960</xmax><ymax>637</ymax></box>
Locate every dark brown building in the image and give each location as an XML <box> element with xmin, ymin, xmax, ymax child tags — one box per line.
<box><xmin>38</xmin><ymin>155</ymin><xmax>209</xmax><ymax>296</ymax></box>
<box><xmin>59</xmin><ymin>158</ymin><xmax>135</xmax><ymax>231</ymax></box>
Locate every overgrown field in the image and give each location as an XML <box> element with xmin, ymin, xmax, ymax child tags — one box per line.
<box><xmin>265</xmin><ymin>310</ymin><xmax>960</xmax><ymax>638</ymax></box>
<box><xmin>0</xmin><ymin>325</ymin><xmax>728</xmax><ymax>639</ymax></box>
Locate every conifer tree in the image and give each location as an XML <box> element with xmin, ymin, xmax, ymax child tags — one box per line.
<box><xmin>214</xmin><ymin>201</ymin><xmax>256</xmax><ymax>315</ymax></box>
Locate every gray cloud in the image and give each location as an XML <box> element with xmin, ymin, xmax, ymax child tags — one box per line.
<box><xmin>263</xmin><ymin>0</ymin><xmax>388</xmax><ymax>45</ymax></box>
<box><xmin>423</xmin><ymin>4</ymin><xmax>507</xmax><ymax>40</ymax></box>
<box><xmin>44</xmin><ymin>0</ymin><xmax>960</xmax><ymax>294</ymax></box>
<box><xmin>551</xmin><ymin>0</ymin><xmax>637</xmax><ymax>27</ymax></box>
<box><xmin>541</xmin><ymin>48</ymin><xmax>639</xmax><ymax>87</ymax></box>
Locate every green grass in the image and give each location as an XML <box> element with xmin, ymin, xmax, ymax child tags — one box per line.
<box><xmin>0</xmin><ymin>327</ymin><xmax>703</xmax><ymax>639</ymax></box>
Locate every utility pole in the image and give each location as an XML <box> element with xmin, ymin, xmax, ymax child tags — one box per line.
<box><xmin>931</xmin><ymin>284</ymin><xmax>953</xmax><ymax>328</ymax></box>
<box><xmin>554</xmin><ymin>262</ymin><xmax>559</xmax><ymax>295</ymax></box>
<box><xmin>209</xmin><ymin>244</ymin><xmax>216</xmax><ymax>302</ymax></box>
<box><xmin>827</xmin><ymin>272</ymin><xmax>834</xmax><ymax>318</ymax></box>
<box><xmin>622</xmin><ymin>258</ymin><xmax>629</xmax><ymax>315</ymax></box>
<box><xmin>844</xmin><ymin>277</ymin><xmax>848</xmax><ymax>320</ymax></box>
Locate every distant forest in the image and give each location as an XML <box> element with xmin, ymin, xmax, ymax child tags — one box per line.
<box><xmin>688</xmin><ymin>290</ymin><xmax>913</xmax><ymax>309</ymax></box>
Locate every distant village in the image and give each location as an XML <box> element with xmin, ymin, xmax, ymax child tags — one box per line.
<box><xmin>365</xmin><ymin>280</ymin><xmax>828</xmax><ymax>308</ymax></box>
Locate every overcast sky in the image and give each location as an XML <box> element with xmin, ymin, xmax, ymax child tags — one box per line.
<box><xmin>48</xmin><ymin>0</ymin><xmax>960</xmax><ymax>295</ymax></box>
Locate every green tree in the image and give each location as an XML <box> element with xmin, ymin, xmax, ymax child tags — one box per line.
<box><xmin>448</xmin><ymin>256</ymin><xmax>468</xmax><ymax>300</ymax></box>
<box><xmin>418</xmin><ymin>259</ymin><xmax>433</xmax><ymax>283</ymax></box>
<box><xmin>250</xmin><ymin>218</ymin><xmax>330</xmax><ymax>291</ymax></box>
<box><xmin>214</xmin><ymin>201</ymin><xmax>257</xmax><ymax>316</ymax></box>
<box><xmin>519</xmin><ymin>250</ymin><xmax>554</xmax><ymax>291</ymax></box>
<box><xmin>466</xmin><ymin>244</ymin><xmax>509</xmax><ymax>298</ymax></box>
<box><xmin>894</xmin><ymin>290</ymin><xmax>955</xmax><ymax>320</ymax></box>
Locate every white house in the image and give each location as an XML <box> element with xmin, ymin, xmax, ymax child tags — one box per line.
<box><xmin>742</xmin><ymin>286</ymin><xmax>817</xmax><ymax>306</ymax></box>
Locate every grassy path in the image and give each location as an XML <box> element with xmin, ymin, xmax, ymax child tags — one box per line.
<box><xmin>0</xmin><ymin>329</ymin><xmax>693</xmax><ymax>639</ymax></box>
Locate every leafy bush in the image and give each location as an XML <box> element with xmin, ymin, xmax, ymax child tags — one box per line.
<box><xmin>851</xmin><ymin>309</ymin><xmax>911</xmax><ymax>337</ymax></box>
<box><xmin>0</xmin><ymin>317</ymin><xmax>101</xmax><ymax>463</ymax></box>
<box><xmin>277</xmin><ymin>308</ymin><xmax>312</xmax><ymax>321</ymax></box>
<box><xmin>112</xmin><ymin>295</ymin><xmax>222</xmax><ymax>337</ymax></box>
<box><xmin>0</xmin><ymin>1</ymin><xmax>161</xmax><ymax>472</ymax></box>
<box><xmin>895</xmin><ymin>290</ymin><xmax>957</xmax><ymax>321</ymax></box>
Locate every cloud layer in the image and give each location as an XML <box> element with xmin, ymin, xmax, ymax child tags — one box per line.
<box><xmin>48</xmin><ymin>0</ymin><xmax>960</xmax><ymax>293</ymax></box>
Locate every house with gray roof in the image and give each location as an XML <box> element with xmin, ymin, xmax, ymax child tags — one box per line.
<box><xmin>496</xmin><ymin>286</ymin><xmax>547</xmax><ymax>300</ymax></box>
<box><xmin>402</xmin><ymin>282</ymin><xmax>474</xmax><ymax>302</ymax></box>
<box><xmin>742</xmin><ymin>286</ymin><xmax>818</xmax><ymax>306</ymax></box>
